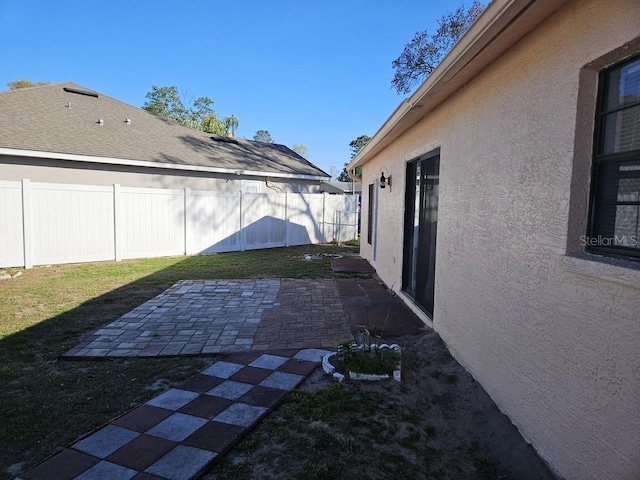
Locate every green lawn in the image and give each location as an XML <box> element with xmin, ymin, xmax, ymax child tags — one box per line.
<box><xmin>0</xmin><ymin>245</ymin><xmax>352</xmax><ymax>479</ymax></box>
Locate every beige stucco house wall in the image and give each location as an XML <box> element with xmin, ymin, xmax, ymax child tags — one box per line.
<box><xmin>353</xmin><ymin>0</ymin><xmax>640</xmax><ymax>479</ymax></box>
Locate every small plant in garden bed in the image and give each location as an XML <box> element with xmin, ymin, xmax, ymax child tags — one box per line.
<box><xmin>323</xmin><ymin>307</ymin><xmax>402</xmax><ymax>381</ymax></box>
<box><xmin>336</xmin><ymin>341</ymin><xmax>401</xmax><ymax>376</ymax></box>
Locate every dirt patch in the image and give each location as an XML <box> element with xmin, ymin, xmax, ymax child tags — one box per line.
<box><xmin>206</xmin><ymin>329</ymin><xmax>555</xmax><ymax>480</ymax></box>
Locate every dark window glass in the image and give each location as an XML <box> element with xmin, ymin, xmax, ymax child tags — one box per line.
<box><xmin>367</xmin><ymin>183</ymin><xmax>374</xmax><ymax>245</ymax></box>
<box><xmin>601</xmin><ymin>106</ymin><xmax>640</xmax><ymax>154</ymax></box>
<box><xmin>604</xmin><ymin>60</ymin><xmax>640</xmax><ymax>111</ymax></box>
<box><xmin>589</xmin><ymin>55</ymin><xmax>640</xmax><ymax>258</ymax></box>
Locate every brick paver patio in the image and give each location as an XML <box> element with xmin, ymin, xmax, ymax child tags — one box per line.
<box><xmin>253</xmin><ymin>279</ymin><xmax>350</xmax><ymax>350</ymax></box>
<box><xmin>63</xmin><ymin>279</ymin><xmax>352</xmax><ymax>359</ymax></box>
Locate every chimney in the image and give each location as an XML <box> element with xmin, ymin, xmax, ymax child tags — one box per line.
<box><xmin>227</xmin><ymin>129</ymin><xmax>234</xmax><ymax>138</ymax></box>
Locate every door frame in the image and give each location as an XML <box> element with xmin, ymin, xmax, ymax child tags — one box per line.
<box><xmin>402</xmin><ymin>148</ymin><xmax>440</xmax><ymax>317</ymax></box>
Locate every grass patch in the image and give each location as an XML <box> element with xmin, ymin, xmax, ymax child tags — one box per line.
<box><xmin>0</xmin><ymin>244</ymin><xmax>355</xmax><ymax>478</ymax></box>
<box><xmin>208</xmin><ymin>382</ymin><xmax>512</xmax><ymax>480</ymax></box>
<box><xmin>340</xmin><ymin>238</ymin><xmax>360</xmax><ymax>247</ymax></box>
<box><xmin>209</xmin><ymin>384</ymin><xmax>377</xmax><ymax>479</ymax></box>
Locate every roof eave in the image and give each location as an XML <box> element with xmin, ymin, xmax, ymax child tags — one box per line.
<box><xmin>348</xmin><ymin>0</ymin><xmax>570</xmax><ymax>170</ymax></box>
<box><xmin>0</xmin><ymin>147</ymin><xmax>330</xmax><ymax>182</ymax></box>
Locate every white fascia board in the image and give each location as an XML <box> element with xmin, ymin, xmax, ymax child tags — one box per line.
<box><xmin>0</xmin><ymin>147</ymin><xmax>329</xmax><ymax>182</ymax></box>
<box><xmin>347</xmin><ymin>98</ymin><xmax>412</xmax><ymax>172</ymax></box>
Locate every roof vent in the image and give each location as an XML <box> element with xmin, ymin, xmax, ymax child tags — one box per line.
<box><xmin>97</xmin><ymin>118</ymin><xmax>104</xmax><ymax>126</ymax></box>
<box><xmin>124</xmin><ymin>118</ymin><xmax>131</xmax><ymax>124</ymax></box>
<box><xmin>212</xmin><ymin>136</ymin><xmax>238</xmax><ymax>144</ymax></box>
<box><xmin>63</xmin><ymin>87</ymin><xmax>98</xmax><ymax>98</ymax></box>
<box><xmin>66</xmin><ymin>101</ymin><xmax>71</xmax><ymax>109</ymax></box>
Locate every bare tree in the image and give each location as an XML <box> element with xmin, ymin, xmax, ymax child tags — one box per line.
<box><xmin>391</xmin><ymin>1</ymin><xmax>485</xmax><ymax>94</ymax></box>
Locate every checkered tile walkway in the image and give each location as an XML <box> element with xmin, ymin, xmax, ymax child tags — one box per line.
<box><xmin>20</xmin><ymin>348</ymin><xmax>331</xmax><ymax>480</ymax></box>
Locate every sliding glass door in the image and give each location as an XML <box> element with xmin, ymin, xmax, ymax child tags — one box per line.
<box><xmin>403</xmin><ymin>151</ymin><xmax>440</xmax><ymax>316</ymax></box>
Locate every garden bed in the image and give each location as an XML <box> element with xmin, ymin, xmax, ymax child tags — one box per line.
<box><xmin>322</xmin><ymin>341</ymin><xmax>402</xmax><ymax>382</ymax></box>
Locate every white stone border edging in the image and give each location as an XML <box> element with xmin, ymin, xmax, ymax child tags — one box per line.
<box><xmin>322</xmin><ymin>343</ymin><xmax>401</xmax><ymax>383</ymax></box>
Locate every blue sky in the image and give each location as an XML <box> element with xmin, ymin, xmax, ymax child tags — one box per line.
<box><xmin>0</xmin><ymin>0</ymin><xmax>464</xmax><ymax>176</ymax></box>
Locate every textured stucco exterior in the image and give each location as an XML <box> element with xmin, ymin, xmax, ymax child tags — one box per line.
<box><xmin>0</xmin><ymin>156</ymin><xmax>321</xmax><ymax>193</ymax></box>
<box><xmin>358</xmin><ymin>0</ymin><xmax>640</xmax><ymax>479</ymax></box>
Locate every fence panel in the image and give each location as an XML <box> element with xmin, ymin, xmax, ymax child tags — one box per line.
<box><xmin>242</xmin><ymin>193</ymin><xmax>287</xmax><ymax>249</ymax></box>
<box><xmin>287</xmin><ymin>193</ymin><xmax>325</xmax><ymax>245</ymax></box>
<box><xmin>325</xmin><ymin>194</ymin><xmax>359</xmax><ymax>242</ymax></box>
<box><xmin>30</xmin><ymin>183</ymin><xmax>115</xmax><ymax>265</ymax></box>
<box><xmin>188</xmin><ymin>191</ymin><xmax>242</xmax><ymax>254</ymax></box>
<box><xmin>0</xmin><ymin>181</ymin><xmax>362</xmax><ymax>268</ymax></box>
<box><xmin>119</xmin><ymin>187</ymin><xmax>184</xmax><ymax>259</ymax></box>
<box><xmin>0</xmin><ymin>181</ymin><xmax>25</xmax><ymax>267</ymax></box>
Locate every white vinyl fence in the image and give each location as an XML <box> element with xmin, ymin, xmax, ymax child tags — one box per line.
<box><xmin>0</xmin><ymin>180</ymin><xmax>359</xmax><ymax>268</ymax></box>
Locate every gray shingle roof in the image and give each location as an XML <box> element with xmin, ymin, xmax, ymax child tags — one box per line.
<box><xmin>320</xmin><ymin>181</ymin><xmax>362</xmax><ymax>194</ymax></box>
<box><xmin>0</xmin><ymin>82</ymin><xmax>329</xmax><ymax>179</ymax></box>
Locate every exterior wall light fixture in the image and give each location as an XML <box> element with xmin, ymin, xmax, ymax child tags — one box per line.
<box><xmin>380</xmin><ymin>168</ymin><xmax>391</xmax><ymax>189</ymax></box>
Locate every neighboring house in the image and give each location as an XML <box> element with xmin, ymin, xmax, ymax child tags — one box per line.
<box><xmin>0</xmin><ymin>82</ymin><xmax>329</xmax><ymax>191</ymax></box>
<box><xmin>319</xmin><ymin>181</ymin><xmax>362</xmax><ymax>195</ymax></box>
<box><xmin>349</xmin><ymin>0</ymin><xmax>639</xmax><ymax>479</ymax></box>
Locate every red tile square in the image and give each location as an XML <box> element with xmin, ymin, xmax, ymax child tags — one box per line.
<box><xmin>359</xmin><ymin>281</ymin><xmax>387</xmax><ymax>297</ymax></box>
<box><xmin>178</xmin><ymin>395</ymin><xmax>233</xmax><ymax>419</ymax></box>
<box><xmin>178</xmin><ymin>374</ymin><xmax>224</xmax><ymax>393</ymax></box>
<box><xmin>335</xmin><ymin>279</ymin><xmax>363</xmax><ymax>296</ymax></box>
<box><xmin>264</xmin><ymin>348</ymin><xmax>299</xmax><ymax>357</ymax></box>
<box><xmin>21</xmin><ymin>448</ymin><xmax>99</xmax><ymax>480</ymax></box>
<box><xmin>107</xmin><ymin>434</ymin><xmax>176</xmax><ymax>471</ymax></box>
<box><xmin>182</xmin><ymin>421</ymin><xmax>245</xmax><ymax>452</ymax></box>
<box><xmin>133</xmin><ymin>473</ymin><xmax>165</xmax><ymax>480</ymax></box>
<box><xmin>223</xmin><ymin>351</ymin><xmax>262</xmax><ymax>364</ymax></box>
<box><xmin>237</xmin><ymin>385</ymin><xmax>288</xmax><ymax>408</ymax></box>
<box><xmin>278</xmin><ymin>359</ymin><xmax>318</xmax><ymax>375</ymax></box>
<box><xmin>111</xmin><ymin>405</ymin><xmax>172</xmax><ymax>433</ymax></box>
<box><xmin>229</xmin><ymin>366</ymin><xmax>272</xmax><ymax>384</ymax></box>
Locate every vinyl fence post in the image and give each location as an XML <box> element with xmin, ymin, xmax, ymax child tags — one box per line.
<box><xmin>113</xmin><ymin>184</ymin><xmax>122</xmax><ymax>261</ymax></box>
<box><xmin>21</xmin><ymin>179</ymin><xmax>33</xmax><ymax>269</ymax></box>
<box><xmin>184</xmin><ymin>187</ymin><xmax>190</xmax><ymax>255</ymax></box>
<box><xmin>239</xmin><ymin>191</ymin><xmax>245</xmax><ymax>252</ymax></box>
<box><xmin>350</xmin><ymin>194</ymin><xmax>357</xmax><ymax>240</ymax></box>
<box><xmin>285</xmin><ymin>192</ymin><xmax>290</xmax><ymax>247</ymax></box>
<box><xmin>322</xmin><ymin>192</ymin><xmax>329</xmax><ymax>244</ymax></box>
